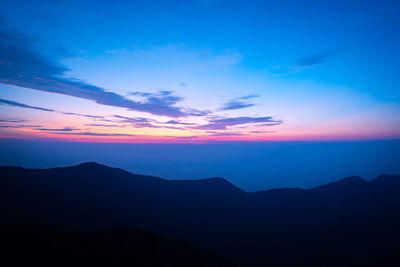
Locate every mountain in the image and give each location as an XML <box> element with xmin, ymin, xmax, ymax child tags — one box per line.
<box><xmin>1</xmin><ymin>162</ymin><xmax>400</xmax><ymax>266</ymax></box>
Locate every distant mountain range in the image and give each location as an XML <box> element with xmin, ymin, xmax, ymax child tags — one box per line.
<box><xmin>1</xmin><ymin>162</ymin><xmax>400</xmax><ymax>266</ymax></box>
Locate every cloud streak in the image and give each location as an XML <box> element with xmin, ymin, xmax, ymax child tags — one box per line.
<box><xmin>0</xmin><ymin>118</ymin><xmax>28</xmax><ymax>123</ymax></box>
<box><xmin>220</xmin><ymin>95</ymin><xmax>258</xmax><ymax>110</ymax></box>
<box><xmin>297</xmin><ymin>49</ymin><xmax>341</xmax><ymax>67</ymax></box>
<box><xmin>220</xmin><ymin>101</ymin><xmax>255</xmax><ymax>110</ymax></box>
<box><xmin>113</xmin><ymin>115</ymin><xmax>182</xmax><ymax>129</ymax></box>
<box><xmin>51</xmin><ymin>132</ymin><xmax>137</xmax><ymax>137</ymax></box>
<box><xmin>0</xmin><ymin>98</ymin><xmax>55</xmax><ymax>112</ymax></box>
<box><xmin>0</xmin><ymin>98</ymin><xmax>106</xmax><ymax>120</ymax></box>
<box><xmin>194</xmin><ymin>116</ymin><xmax>282</xmax><ymax>130</ymax></box>
<box><xmin>35</xmin><ymin>127</ymin><xmax>77</xmax><ymax>132</ymax></box>
<box><xmin>0</xmin><ymin>124</ymin><xmax>41</xmax><ymax>128</ymax></box>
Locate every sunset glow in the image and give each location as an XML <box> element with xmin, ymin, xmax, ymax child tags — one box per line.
<box><xmin>1</xmin><ymin>1</ymin><xmax>399</xmax><ymax>142</ymax></box>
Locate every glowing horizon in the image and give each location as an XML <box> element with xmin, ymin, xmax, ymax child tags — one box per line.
<box><xmin>1</xmin><ymin>1</ymin><xmax>399</xmax><ymax>143</ymax></box>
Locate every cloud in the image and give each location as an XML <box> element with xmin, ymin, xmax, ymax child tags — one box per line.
<box><xmin>0</xmin><ymin>116</ymin><xmax>40</xmax><ymax>129</ymax></box>
<box><xmin>185</xmin><ymin>108</ymin><xmax>211</xmax><ymax>116</ymax></box>
<box><xmin>297</xmin><ymin>49</ymin><xmax>341</xmax><ymax>67</ymax></box>
<box><xmin>171</xmin><ymin>136</ymin><xmax>199</xmax><ymax>139</ymax></box>
<box><xmin>51</xmin><ymin>132</ymin><xmax>137</xmax><ymax>137</ymax></box>
<box><xmin>0</xmin><ymin>118</ymin><xmax>27</xmax><ymax>123</ymax></box>
<box><xmin>35</xmin><ymin>127</ymin><xmax>77</xmax><ymax>132</ymax></box>
<box><xmin>193</xmin><ymin>116</ymin><xmax>282</xmax><ymax>130</ymax></box>
<box><xmin>113</xmin><ymin>115</ymin><xmax>157</xmax><ymax>128</ymax></box>
<box><xmin>220</xmin><ymin>101</ymin><xmax>255</xmax><ymax>110</ymax></box>
<box><xmin>128</xmin><ymin>90</ymin><xmax>209</xmax><ymax>117</ymax></box>
<box><xmin>85</xmin><ymin>123</ymin><xmax>125</xmax><ymax>128</ymax></box>
<box><xmin>113</xmin><ymin>115</ymin><xmax>182</xmax><ymax>129</ymax></box>
<box><xmin>219</xmin><ymin>94</ymin><xmax>259</xmax><ymax>110</ymax></box>
<box><xmin>165</xmin><ymin>120</ymin><xmax>195</xmax><ymax>125</ymax></box>
<box><xmin>239</xmin><ymin>94</ymin><xmax>259</xmax><ymax>100</ymax></box>
<box><xmin>249</xmin><ymin>130</ymin><xmax>276</xmax><ymax>134</ymax></box>
<box><xmin>148</xmin><ymin>91</ymin><xmax>182</xmax><ymax>107</ymax></box>
<box><xmin>207</xmin><ymin>131</ymin><xmax>245</xmax><ymax>136</ymax></box>
<box><xmin>271</xmin><ymin>49</ymin><xmax>344</xmax><ymax>75</ymax></box>
<box><xmin>0</xmin><ymin>98</ymin><xmax>55</xmax><ymax>112</ymax></box>
<box><xmin>0</xmin><ymin>124</ymin><xmax>41</xmax><ymax>128</ymax></box>
<box><xmin>0</xmin><ymin>98</ymin><xmax>105</xmax><ymax>119</ymax></box>
<box><xmin>0</xmin><ymin>26</ymin><xmax>190</xmax><ymax>117</ymax></box>
<box><xmin>61</xmin><ymin>112</ymin><xmax>103</xmax><ymax>119</ymax></box>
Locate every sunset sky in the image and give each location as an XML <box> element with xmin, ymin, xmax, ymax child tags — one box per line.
<box><xmin>1</xmin><ymin>0</ymin><xmax>399</xmax><ymax>142</ymax></box>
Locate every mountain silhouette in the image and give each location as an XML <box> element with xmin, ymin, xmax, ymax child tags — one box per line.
<box><xmin>1</xmin><ymin>162</ymin><xmax>400</xmax><ymax>266</ymax></box>
<box><xmin>1</xmin><ymin>223</ymin><xmax>233</xmax><ymax>267</ymax></box>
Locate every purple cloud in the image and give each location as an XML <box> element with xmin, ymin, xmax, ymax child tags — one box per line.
<box><xmin>0</xmin><ymin>98</ymin><xmax>105</xmax><ymax>120</ymax></box>
<box><xmin>0</xmin><ymin>124</ymin><xmax>42</xmax><ymax>128</ymax></box>
<box><xmin>113</xmin><ymin>115</ymin><xmax>182</xmax><ymax>129</ymax></box>
<box><xmin>220</xmin><ymin>101</ymin><xmax>254</xmax><ymax>110</ymax></box>
<box><xmin>220</xmin><ymin>95</ymin><xmax>259</xmax><ymax>110</ymax></box>
<box><xmin>85</xmin><ymin>123</ymin><xmax>125</xmax><ymax>128</ymax></box>
<box><xmin>0</xmin><ymin>118</ymin><xmax>28</xmax><ymax>123</ymax></box>
<box><xmin>165</xmin><ymin>120</ymin><xmax>195</xmax><ymax>125</ymax></box>
<box><xmin>50</xmin><ymin>132</ymin><xmax>137</xmax><ymax>137</ymax></box>
<box><xmin>194</xmin><ymin>116</ymin><xmax>282</xmax><ymax>130</ymax></box>
<box><xmin>207</xmin><ymin>131</ymin><xmax>245</xmax><ymax>136</ymax></box>
<box><xmin>35</xmin><ymin>127</ymin><xmax>77</xmax><ymax>132</ymax></box>
<box><xmin>0</xmin><ymin>98</ymin><xmax>55</xmax><ymax>112</ymax></box>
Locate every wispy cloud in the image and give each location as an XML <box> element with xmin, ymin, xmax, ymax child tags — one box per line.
<box><xmin>0</xmin><ymin>116</ymin><xmax>40</xmax><ymax>129</ymax></box>
<box><xmin>0</xmin><ymin>98</ymin><xmax>55</xmax><ymax>112</ymax></box>
<box><xmin>296</xmin><ymin>49</ymin><xmax>342</xmax><ymax>68</ymax></box>
<box><xmin>0</xmin><ymin>118</ymin><xmax>28</xmax><ymax>123</ymax></box>
<box><xmin>171</xmin><ymin>136</ymin><xmax>199</xmax><ymax>139</ymax></box>
<box><xmin>35</xmin><ymin>127</ymin><xmax>77</xmax><ymax>132</ymax></box>
<box><xmin>207</xmin><ymin>131</ymin><xmax>245</xmax><ymax>136</ymax></box>
<box><xmin>0</xmin><ymin>98</ymin><xmax>106</xmax><ymax>120</ymax></box>
<box><xmin>85</xmin><ymin>123</ymin><xmax>125</xmax><ymax>128</ymax></box>
<box><xmin>272</xmin><ymin>49</ymin><xmax>344</xmax><ymax>75</ymax></box>
<box><xmin>165</xmin><ymin>120</ymin><xmax>196</xmax><ymax>125</ymax></box>
<box><xmin>249</xmin><ymin>130</ymin><xmax>276</xmax><ymax>134</ymax></box>
<box><xmin>220</xmin><ymin>101</ymin><xmax>254</xmax><ymax>110</ymax></box>
<box><xmin>193</xmin><ymin>116</ymin><xmax>282</xmax><ymax>130</ymax></box>
<box><xmin>219</xmin><ymin>94</ymin><xmax>258</xmax><ymax>110</ymax></box>
<box><xmin>113</xmin><ymin>115</ymin><xmax>182</xmax><ymax>129</ymax></box>
<box><xmin>61</xmin><ymin>112</ymin><xmax>103</xmax><ymax>119</ymax></box>
<box><xmin>239</xmin><ymin>94</ymin><xmax>259</xmax><ymax>100</ymax></box>
<box><xmin>0</xmin><ymin>26</ymin><xmax>193</xmax><ymax>117</ymax></box>
<box><xmin>51</xmin><ymin>132</ymin><xmax>137</xmax><ymax>137</ymax></box>
<box><xmin>0</xmin><ymin>124</ymin><xmax>41</xmax><ymax>128</ymax></box>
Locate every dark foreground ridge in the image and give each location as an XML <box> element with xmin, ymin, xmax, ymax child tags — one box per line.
<box><xmin>0</xmin><ymin>223</ymin><xmax>233</xmax><ymax>267</ymax></box>
<box><xmin>1</xmin><ymin>162</ymin><xmax>400</xmax><ymax>266</ymax></box>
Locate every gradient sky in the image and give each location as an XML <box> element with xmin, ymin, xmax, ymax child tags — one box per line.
<box><xmin>1</xmin><ymin>0</ymin><xmax>399</xmax><ymax>142</ymax></box>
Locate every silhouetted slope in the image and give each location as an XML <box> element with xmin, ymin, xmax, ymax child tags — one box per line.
<box><xmin>1</xmin><ymin>162</ymin><xmax>400</xmax><ymax>266</ymax></box>
<box><xmin>0</xmin><ymin>223</ymin><xmax>233</xmax><ymax>267</ymax></box>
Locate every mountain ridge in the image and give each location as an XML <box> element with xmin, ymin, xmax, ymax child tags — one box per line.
<box><xmin>2</xmin><ymin>161</ymin><xmax>397</xmax><ymax>193</ymax></box>
<box><xmin>1</xmin><ymin>162</ymin><xmax>400</xmax><ymax>266</ymax></box>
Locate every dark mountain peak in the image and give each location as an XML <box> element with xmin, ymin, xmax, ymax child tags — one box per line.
<box><xmin>202</xmin><ymin>177</ymin><xmax>245</xmax><ymax>192</ymax></box>
<box><xmin>76</xmin><ymin>162</ymin><xmax>107</xmax><ymax>168</ymax></box>
<box><xmin>200</xmin><ymin>177</ymin><xmax>233</xmax><ymax>185</ymax></box>
<box><xmin>337</xmin><ymin>176</ymin><xmax>366</xmax><ymax>184</ymax></box>
<box><xmin>171</xmin><ymin>177</ymin><xmax>245</xmax><ymax>194</ymax></box>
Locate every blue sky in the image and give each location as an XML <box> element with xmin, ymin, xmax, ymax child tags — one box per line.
<box><xmin>0</xmin><ymin>0</ymin><xmax>399</xmax><ymax>141</ymax></box>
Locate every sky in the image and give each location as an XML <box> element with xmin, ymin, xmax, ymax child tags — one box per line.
<box><xmin>0</xmin><ymin>0</ymin><xmax>399</xmax><ymax>142</ymax></box>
